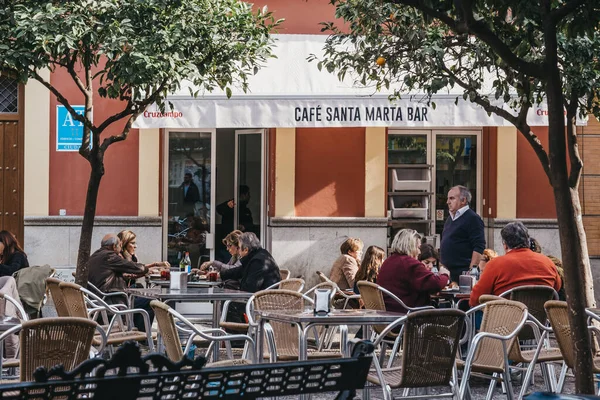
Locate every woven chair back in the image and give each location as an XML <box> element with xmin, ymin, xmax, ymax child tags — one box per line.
<box><xmin>356</xmin><ymin>281</ymin><xmax>388</xmax><ymax>334</ymax></box>
<box><xmin>279</xmin><ymin>278</ymin><xmax>304</xmax><ymax>292</ymax></box>
<box><xmin>59</xmin><ymin>282</ymin><xmax>89</xmax><ymax>318</ymax></box>
<box><xmin>46</xmin><ymin>278</ymin><xmax>70</xmax><ymax>317</ymax></box>
<box><xmin>279</xmin><ymin>269</ymin><xmax>291</xmax><ymax>280</ymax></box>
<box><xmin>252</xmin><ymin>289</ymin><xmax>305</xmax><ymax>359</ymax></box>
<box><xmin>544</xmin><ymin>300</ymin><xmax>574</xmax><ymax>368</ymax></box>
<box><xmin>504</xmin><ymin>285</ymin><xmax>558</xmax><ymax>341</ymax></box>
<box><xmin>19</xmin><ymin>317</ymin><xmax>96</xmax><ymax>381</ymax></box>
<box><xmin>472</xmin><ymin>300</ymin><xmax>527</xmax><ymax>372</ymax></box>
<box><xmin>400</xmin><ymin>309</ymin><xmax>466</xmax><ymax>387</ymax></box>
<box><xmin>150</xmin><ymin>301</ymin><xmax>184</xmax><ymax>362</ymax></box>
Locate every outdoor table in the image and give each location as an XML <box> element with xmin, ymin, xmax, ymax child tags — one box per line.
<box><xmin>125</xmin><ymin>286</ymin><xmax>252</xmax><ymax>330</ymax></box>
<box><xmin>125</xmin><ymin>286</ymin><xmax>252</xmax><ymax>362</ymax></box>
<box><xmin>256</xmin><ymin>309</ymin><xmax>406</xmax><ymax>361</ymax></box>
<box><xmin>433</xmin><ymin>289</ymin><xmax>471</xmax><ymax>308</ymax></box>
<box><xmin>147</xmin><ymin>279</ymin><xmax>223</xmax><ymax>289</ymax></box>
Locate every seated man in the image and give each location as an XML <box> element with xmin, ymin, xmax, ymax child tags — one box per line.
<box><xmin>88</xmin><ymin>234</ymin><xmax>153</xmax><ymax>332</ymax></box>
<box><xmin>220</xmin><ymin>232</ymin><xmax>281</xmax><ymax>324</ymax></box>
<box><xmin>469</xmin><ymin>221</ymin><xmax>561</xmax><ymax>307</ymax></box>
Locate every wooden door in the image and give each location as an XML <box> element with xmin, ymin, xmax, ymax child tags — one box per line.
<box><xmin>0</xmin><ymin>75</ymin><xmax>24</xmax><ymax>244</ymax></box>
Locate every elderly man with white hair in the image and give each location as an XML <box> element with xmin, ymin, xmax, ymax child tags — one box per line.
<box><xmin>88</xmin><ymin>233</ymin><xmax>153</xmax><ymax>332</ymax></box>
<box><xmin>440</xmin><ymin>185</ymin><xmax>486</xmax><ymax>283</ymax></box>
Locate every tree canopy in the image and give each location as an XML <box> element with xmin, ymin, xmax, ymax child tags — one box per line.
<box><xmin>0</xmin><ymin>0</ymin><xmax>281</xmax><ymax>287</ymax></box>
<box><xmin>0</xmin><ymin>0</ymin><xmax>279</xmax><ymax>151</ymax></box>
<box><xmin>317</xmin><ymin>0</ymin><xmax>600</xmax><ymax>181</ymax></box>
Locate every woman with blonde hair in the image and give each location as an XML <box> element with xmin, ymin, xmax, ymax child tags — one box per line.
<box><xmin>117</xmin><ymin>230</ymin><xmax>170</xmax><ymax>286</ymax></box>
<box><xmin>329</xmin><ymin>237</ymin><xmax>364</xmax><ymax>290</ymax></box>
<box><xmin>378</xmin><ymin>229</ymin><xmax>450</xmax><ymax>313</ymax></box>
<box><xmin>197</xmin><ymin>230</ymin><xmax>244</xmax><ymax>289</ymax></box>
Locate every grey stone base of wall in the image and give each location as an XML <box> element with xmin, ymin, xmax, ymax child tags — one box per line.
<box><xmin>24</xmin><ymin>216</ymin><xmax>162</xmax><ymax>269</ymax></box>
<box><xmin>268</xmin><ymin>217</ymin><xmax>389</xmax><ymax>289</ymax></box>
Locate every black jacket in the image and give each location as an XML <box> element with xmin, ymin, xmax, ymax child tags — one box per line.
<box><xmin>220</xmin><ymin>248</ymin><xmax>280</xmax><ymax>293</ymax></box>
<box><xmin>0</xmin><ymin>251</ymin><xmax>29</xmax><ymax>277</ymax></box>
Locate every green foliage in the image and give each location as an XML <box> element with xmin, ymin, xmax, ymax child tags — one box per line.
<box><xmin>0</xmin><ymin>0</ymin><xmax>281</xmax><ymax>117</ymax></box>
<box><xmin>315</xmin><ymin>0</ymin><xmax>600</xmax><ymax>121</ymax></box>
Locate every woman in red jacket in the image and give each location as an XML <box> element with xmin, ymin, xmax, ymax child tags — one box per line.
<box><xmin>378</xmin><ymin>229</ymin><xmax>450</xmax><ymax>313</ymax></box>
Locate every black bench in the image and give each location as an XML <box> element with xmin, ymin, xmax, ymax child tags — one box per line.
<box><xmin>0</xmin><ymin>340</ymin><xmax>374</xmax><ymax>399</ymax></box>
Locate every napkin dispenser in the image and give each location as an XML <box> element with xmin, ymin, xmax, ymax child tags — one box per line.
<box><xmin>170</xmin><ymin>271</ymin><xmax>188</xmax><ymax>290</ymax></box>
<box><xmin>314</xmin><ymin>288</ymin><xmax>332</xmax><ymax>315</ymax></box>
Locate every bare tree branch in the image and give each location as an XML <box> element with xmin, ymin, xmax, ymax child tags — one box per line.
<box><xmin>95</xmin><ymin>80</ymin><xmax>168</xmax><ymax>134</ymax></box>
<box><xmin>64</xmin><ymin>50</ymin><xmax>89</xmax><ymax>98</ymax></box>
<box><xmin>99</xmin><ymin>111</ymin><xmax>140</xmax><ymax>151</ymax></box>
<box><xmin>440</xmin><ymin>64</ymin><xmax>552</xmax><ymax>179</ymax></box>
<box><xmin>566</xmin><ymin>93</ymin><xmax>583</xmax><ymax>188</ymax></box>
<box><xmin>31</xmin><ymin>68</ymin><xmax>96</xmax><ymax>161</ymax></box>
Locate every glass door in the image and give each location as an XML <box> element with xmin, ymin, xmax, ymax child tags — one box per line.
<box><xmin>234</xmin><ymin>130</ymin><xmax>265</xmax><ymax>242</ymax></box>
<box><xmin>164</xmin><ymin>130</ymin><xmax>216</xmax><ymax>268</ymax></box>
<box><xmin>433</xmin><ymin>131</ymin><xmax>482</xmax><ymax>234</ymax></box>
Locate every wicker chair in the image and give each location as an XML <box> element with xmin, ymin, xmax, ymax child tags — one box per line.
<box><xmin>246</xmin><ymin>289</ymin><xmax>343</xmax><ymax>362</ymax></box>
<box><xmin>364</xmin><ymin>309</ymin><xmax>466</xmax><ymax>400</ymax></box>
<box><xmin>220</xmin><ymin>278</ymin><xmax>305</xmax><ymax>335</ymax></box>
<box><xmin>59</xmin><ymin>281</ymin><xmax>152</xmax><ymax>352</ymax></box>
<box><xmin>316</xmin><ymin>271</ymin><xmax>361</xmax><ymax>309</ymax></box>
<box><xmin>150</xmin><ymin>300</ymin><xmax>256</xmax><ymax>365</ymax></box>
<box><xmin>545</xmin><ymin>300</ymin><xmax>600</xmax><ymax>393</ymax></box>
<box><xmin>457</xmin><ymin>300</ymin><xmax>528</xmax><ymax>400</ymax></box>
<box><xmin>357</xmin><ymin>280</ymin><xmax>434</xmax><ymax>367</ymax></box>
<box><xmin>265</xmin><ymin>278</ymin><xmax>305</xmax><ymax>292</ymax></box>
<box><xmin>0</xmin><ymin>317</ymin><xmax>99</xmax><ymax>381</ymax></box>
<box><xmin>279</xmin><ymin>269</ymin><xmax>291</xmax><ymax>280</ymax></box>
<box><xmin>499</xmin><ymin>285</ymin><xmax>559</xmax><ymax>341</ymax></box>
<box><xmin>45</xmin><ymin>277</ymin><xmax>70</xmax><ymax>317</ymax></box>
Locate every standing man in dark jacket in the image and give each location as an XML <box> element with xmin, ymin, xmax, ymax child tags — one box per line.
<box><xmin>440</xmin><ymin>185</ymin><xmax>486</xmax><ymax>282</ymax></box>
<box><xmin>220</xmin><ymin>232</ymin><xmax>281</xmax><ymax>324</ymax></box>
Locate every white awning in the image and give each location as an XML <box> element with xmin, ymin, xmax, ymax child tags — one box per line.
<box><xmin>133</xmin><ymin>34</ymin><xmax>585</xmax><ymax>129</ymax></box>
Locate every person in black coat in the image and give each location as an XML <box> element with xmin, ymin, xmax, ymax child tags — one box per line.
<box><xmin>220</xmin><ymin>232</ymin><xmax>281</xmax><ymax>325</ymax></box>
<box><xmin>179</xmin><ymin>172</ymin><xmax>201</xmax><ymax>216</ymax></box>
<box><xmin>0</xmin><ymin>230</ymin><xmax>29</xmax><ymax>277</ymax></box>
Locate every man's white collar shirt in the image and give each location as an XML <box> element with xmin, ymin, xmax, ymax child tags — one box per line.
<box><xmin>451</xmin><ymin>205</ymin><xmax>470</xmax><ymax>221</ymax></box>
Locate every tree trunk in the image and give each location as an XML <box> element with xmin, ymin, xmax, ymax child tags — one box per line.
<box><xmin>74</xmin><ymin>159</ymin><xmax>104</xmax><ymax>286</ymax></box>
<box><xmin>546</xmin><ymin>75</ymin><xmax>595</xmax><ymax>393</ymax></box>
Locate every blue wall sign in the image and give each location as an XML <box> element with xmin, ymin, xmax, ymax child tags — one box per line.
<box><xmin>56</xmin><ymin>105</ymin><xmax>92</xmax><ymax>151</ymax></box>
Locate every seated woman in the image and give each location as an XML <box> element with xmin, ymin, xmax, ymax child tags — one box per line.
<box><xmin>0</xmin><ymin>230</ymin><xmax>29</xmax><ymax>277</ymax></box>
<box><xmin>117</xmin><ymin>230</ymin><xmax>170</xmax><ymax>287</ymax></box>
<box><xmin>353</xmin><ymin>245</ymin><xmax>385</xmax><ymax>294</ymax></box>
<box><xmin>378</xmin><ymin>229</ymin><xmax>450</xmax><ymax>313</ymax></box>
<box><xmin>329</xmin><ymin>238</ymin><xmax>364</xmax><ymax>290</ymax></box>
<box><xmin>418</xmin><ymin>243</ymin><xmax>440</xmax><ymax>272</ymax></box>
<box><xmin>197</xmin><ymin>230</ymin><xmax>243</xmax><ymax>289</ymax></box>
<box><xmin>0</xmin><ymin>231</ymin><xmax>28</xmax><ymax>358</ymax></box>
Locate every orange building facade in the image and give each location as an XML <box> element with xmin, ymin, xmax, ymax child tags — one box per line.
<box><xmin>6</xmin><ymin>0</ymin><xmax>596</xmax><ymax>285</ymax></box>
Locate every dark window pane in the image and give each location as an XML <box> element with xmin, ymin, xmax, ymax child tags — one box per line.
<box><xmin>0</xmin><ymin>76</ymin><xmax>18</xmax><ymax>113</ymax></box>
